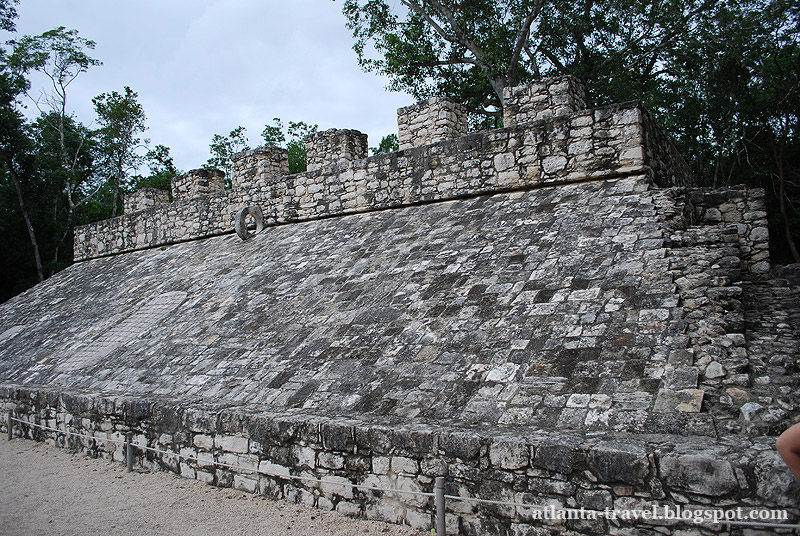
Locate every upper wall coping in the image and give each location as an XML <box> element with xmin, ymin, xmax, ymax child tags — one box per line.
<box><xmin>74</xmin><ymin>98</ymin><xmax>693</xmax><ymax>261</ymax></box>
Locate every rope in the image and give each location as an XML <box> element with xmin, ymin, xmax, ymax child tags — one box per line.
<box><xmin>7</xmin><ymin>416</ymin><xmax>800</xmax><ymax>531</ymax></box>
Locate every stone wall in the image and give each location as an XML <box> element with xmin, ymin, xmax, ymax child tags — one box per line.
<box><xmin>397</xmin><ymin>97</ymin><xmax>468</xmax><ymax>150</ymax></box>
<box><xmin>2</xmin><ymin>387</ymin><xmax>797</xmax><ymax>535</ymax></box>
<box><xmin>503</xmin><ymin>76</ymin><xmax>586</xmax><ymax>127</ymax></box>
<box><xmin>74</xmin><ymin>100</ymin><xmax>692</xmax><ymax>261</ymax></box>
<box><xmin>74</xmin><ymin>192</ymin><xmax>233</xmax><ymax>258</ymax></box>
<box><xmin>230</xmin><ymin>147</ymin><xmax>289</xmax><ymax>193</ymax></box>
<box><xmin>171</xmin><ymin>168</ymin><xmax>226</xmax><ymax>201</ymax></box>
<box><xmin>658</xmin><ymin>187</ymin><xmax>799</xmax><ymax>438</ymax></box>
<box><xmin>306</xmin><ymin>129</ymin><xmax>369</xmax><ymax>171</ymax></box>
<box><xmin>123</xmin><ymin>188</ymin><xmax>170</xmax><ymax>213</ymax></box>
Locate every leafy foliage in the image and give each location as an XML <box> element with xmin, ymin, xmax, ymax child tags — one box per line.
<box><xmin>371</xmin><ymin>133</ymin><xmax>399</xmax><ymax>154</ymax></box>
<box><xmin>93</xmin><ymin>86</ymin><xmax>148</xmax><ymax>216</ymax></box>
<box><xmin>205</xmin><ymin>126</ymin><xmax>249</xmax><ymax>181</ymax></box>
<box><xmin>343</xmin><ymin>0</ymin><xmax>800</xmax><ymax>261</ymax></box>
<box><xmin>262</xmin><ymin>118</ymin><xmax>318</xmax><ymax>173</ymax></box>
<box><xmin>134</xmin><ymin>144</ymin><xmax>178</xmax><ymax>194</ymax></box>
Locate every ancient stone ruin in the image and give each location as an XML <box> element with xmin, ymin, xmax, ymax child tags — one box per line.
<box><xmin>1</xmin><ymin>75</ymin><xmax>798</xmax><ymax>534</ymax></box>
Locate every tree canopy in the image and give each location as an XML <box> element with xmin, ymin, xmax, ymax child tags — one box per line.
<box><xmin>343</xmin><ymin>0</ymin><xmax>800</xmax><ymax>262</ymax></box>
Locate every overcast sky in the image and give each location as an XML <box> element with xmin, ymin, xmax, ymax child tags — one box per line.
<box><xmin>13</xmin><ymin>0</ymin><xmax>413</xmax><ymax>172</ymax></box>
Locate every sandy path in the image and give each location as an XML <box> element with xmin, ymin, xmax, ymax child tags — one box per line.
<box><xmin>0</xmin><ymin>436</ymin><xmax>419</xmax><ymax>536</ymax></box>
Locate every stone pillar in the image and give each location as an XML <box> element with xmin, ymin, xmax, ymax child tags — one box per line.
<box><xmin>229</xmin><ymin>146</ymin><xmax>289</xmax><ymax>191</ymax></box>
<box><xmin>397</xmin><ymin>97</ymin><xmax>467</xmax><ymax>150</ymax></box>
<box><xmin>123</xmin><ymin>188</ymin><xmax>170</xmax><ymax>213</ymax></box>
<box><xmin>503</xmin><ymin>75</ymin><xmax>586</xmax><ymax>127</ymax></box>
<box><xmin>171</xmin><ymin>168</ymin><xmax>226</xmax><ymax>201</ymax></box>
<box><xmin>306</xmin><ymin>129</ymin><xmax>368</xmax><ymax>171</ymax></box>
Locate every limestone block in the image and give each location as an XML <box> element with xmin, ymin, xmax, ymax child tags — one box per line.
<box><xmin>503</xmin><ymin>75</ymin><xmax>586</xmax><ymax>127</ymax></box>
<box><xmin>306</xmin><ymin>129</ymin><xmax>368</xmax><ymax>171</ymax></box>
<box><xmin>171</xmin><ymin>168</ymin><xmax>225</xmax><ymax>201</ymax></box>
<box><xmin>586</xmin><ymin>441</ymin><xmax>649</xmax><ymax>485</ymax></box>
<box><xmin>489</xmin><ymin>440</ymin><xmax>530</xmax><ymax>470</ymax></box>
<box><xmin>654</xmin><ymin>389</ymin><xmax>704</xmax><ymax>413</ymax></box>
<box><xmin>397</xmin><ymin>97</ymin><xmax>467</xmax><ymax>149</ymax></box>
<box><xmin>123</xmin><ymin>188</ymin><xmax>169</xmax><ymax>214</ymax></box>
<box><xmin>215</xmin><ymin>435</ymin><xmax>249</xmax><ymax>454</ymax></box>
<box><xmin>658</xmin><ymin>455</ymin><xmax>738</xmax><ymax>496</ymax></box>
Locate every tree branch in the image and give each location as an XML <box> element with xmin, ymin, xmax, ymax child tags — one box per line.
<box><xmin>509</xmin><ymin>0</ymin><xmax>545</xmax><ymax>86</ymax></box>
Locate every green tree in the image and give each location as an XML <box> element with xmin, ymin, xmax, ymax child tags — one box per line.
<box><xmin>206</xmin><ymin>126</ymin><xmax>249</xmax><ymax>180</ymax></box>
<box><xmin>0</xmin><ymin>47</ymin><xmax>42</xmax><ymax>282</ymax></box>
<box><xmin>92</xmin><ymin>86</ymin><xmax>148</xmax><ymax>217</ymax></box>
<box><xmin>371</xmin><ymin>133</ymin><xmax>398</xmax><ymax>155</ymax></box>
<box><xmin>261</xmin><ymin>118</ymin><xmax>318</xmax><ymax>174</ymax></box>
<box><xmin>134</xmin><ymin>144</ymin><xmax>178</xmax><ymax>194</ymax></box>
<box><xmin>0</xmin><ymin>0</ymin><xmax>18</xmax><ymax>32</ymax></box>
<box><xmin>342</xmin><ymin>0</ymin><xmax>714</xmax><ymax>127</ymax></box>
<box><xmin>9</xmin><ymin>26</ymin><xmax>102</xmax><ymax>262</ymax></box>
<box><xmin>344</xmin><ymin>0</ymin><xmax>800</xmax><ymax>261</ymax></box>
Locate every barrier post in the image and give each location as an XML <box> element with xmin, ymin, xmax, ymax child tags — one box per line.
<box><xmin>435</xmin><ymin>476</ymin><xmax>446</xmax><ymax>536</ymax></box>
<box><xmin>6</xmin><ymin>410</ymin><xmax>11</xmax><ymax>441</ymax></box>
<box><xmin>126</xmin><ymin>434</ymin><xmax>134</xmax><ymax>472</ymax></box>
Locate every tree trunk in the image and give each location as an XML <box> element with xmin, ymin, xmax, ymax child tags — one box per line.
<box><xmin>776</xmin><ymin>143</ymin><xmax>800</xmax><ymax>263</ymax></box>
<box><xmin>5</xmin><ymin>154</ymin><xmax>44</xmax><ymax>282</ymax></box>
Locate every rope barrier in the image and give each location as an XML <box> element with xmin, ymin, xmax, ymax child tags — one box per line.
<box><xmin>6</xmin><ymin>415</ymin><xmax>800</xmax><ymax>533</ymax></box>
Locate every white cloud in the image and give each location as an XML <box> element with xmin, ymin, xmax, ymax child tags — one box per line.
<box><xmin>14</xmin><ymin>0</ymin><xmax>412</xmax><ymax>172</ymax></box>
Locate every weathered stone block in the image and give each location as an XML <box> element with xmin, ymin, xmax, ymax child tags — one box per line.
<box><xmin>306</xmin><ymin>129</ymin><xmax>368</xmax><ymax>171</ymax></box>
<box><xmin>398</xmin><ymin>97</ymin><xmax>467</xmax><ymax>149</ymax></box>
<box><xmin>503</xmin><ymin>76</ymin><xmax>586</xmax><ymax>127</ymax></box>
<box><xmin>171</xmin><ymin>168</ymin><xmax>225</xmax><ymax>201</ymax></box>
<box><xmin>654</xmin><ymin>389</ymin><xmax>704</xmax><ymax>413</ymax></box>
<box><xmin>123</xmin><ymin>188</ymin><xmax>169</xmax><ymax>214</ymax></box>
<box><xmin>586</xmin><ymin>441</ymin><xmax>649</xmax><ymax>485</ymax></box>
<box><xmin>658</xmin><ymin>454</ymin><xmax>738</xmax><ymax>496</ymax></box>
<box><xmin>489</xmin><ymin>440</ymin><xmax>530</xmax><ymax>470</ymax></box>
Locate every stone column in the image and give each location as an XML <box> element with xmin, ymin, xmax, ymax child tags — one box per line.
<box><xmin>123</xmin><ymin>188</ymin><xmax>170</xmax><ymax>213</ymax></box>
<box><xmin>503</xmin><ymin>75</ymin><xmax>586</xmax><ymax>127</ymax></box>
<box><xmin>306</xmin><ymin>129</ymin><xmax>368</xmax><ymax>171</ymax></box>
<box><xmin>397</xmin><ymin>97</ymin><xmax>468</xmax><ymax>150</ymax></box>
<box><xmin>229</xmin><ymin>146</ymin><xmax>289</xmax><ymax>192</ymax></box>
<box><xmin>171</xmin><ymin>168</ymin><xmax>226</xmax><ymax>201</ymax></box>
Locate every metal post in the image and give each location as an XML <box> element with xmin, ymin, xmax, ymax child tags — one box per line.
<box><xmin>126</xmin><ymin>435</ymin><xmax>134</xmax><ymax>472</ymax></box>
<box><xmin>435</xmin><ymin>476</ymin><xmax>446</xmax><ymax>536</ymax></box>
<box><xmin>6</xmin><ymin>411</ymin><xmax>11</xmax><ymax>441</ymax></box>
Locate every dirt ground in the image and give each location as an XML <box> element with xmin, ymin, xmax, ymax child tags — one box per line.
<box><xmin>0</xmin><ymin>436</ymin><xmax>420</xmax><ymax>536</ymax></box>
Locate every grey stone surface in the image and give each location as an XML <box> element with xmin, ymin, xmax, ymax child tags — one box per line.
<box><xmin>398</xmin><ymin>97</ymin><xmax>467</xmax><ymax>150</ymax></box>
<box><xmin>171</xmin><ymin>168</ymin><xmax>225</xmax><ymax>201</ymax></box>
<box><xmin>73</xmin><ymin>99</ymin><xmax>694</xmax><ymax>261</ymax></box>
<box><xmin>123</xmin><ymin>188</ymin><xmax>169</xmax><ymax>214</ymax></box>
<box><xmin>503</xmin><ymin>75</ymin><xmax>586</xmax><ymax>127</ymax></box>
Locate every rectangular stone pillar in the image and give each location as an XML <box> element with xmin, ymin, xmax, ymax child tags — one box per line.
<box><xmin>306</xmin><ymin>129</ymin><xmax>368</xmax><ymax>171</ymax></box>
<box><xmin>171</xmin><ymin>169</ymin><xmax>226</xmax><ymax>201</ymax></box>
<box><xmin>503</xmin><ymin>75</ymin><xmax>586</xmax><ymax>127</ymax></box>
<box><xmin>123</xmin><ymin>188</ymin><xmax>170</xmax><ymax>214</ymax></box>
<box><xmin>397</xmin><ymin>97</ymin><xmax>467</xmax><ymax>150</ymax></box>
<box><xmin>229</xmin><ymin>146</ymin><xmax>289</xmax><ymax>192</ymax></box>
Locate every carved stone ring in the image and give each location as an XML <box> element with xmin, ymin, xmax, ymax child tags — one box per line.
<box><xmin>235</xmin><ymin>206</ymin><xmax>264</xmax><ymax>240</ymax></box>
